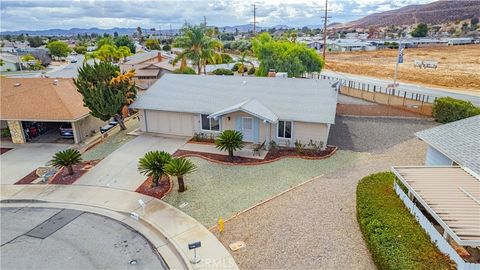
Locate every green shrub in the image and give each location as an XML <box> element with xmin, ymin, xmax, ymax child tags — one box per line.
<box><xmin>173</xmin><ymin>67</ymin><xmax>196</xmax><ymax>75</ymax></box>
<box><xmin>212</xmin><ymin>68</ymin><xmax>233</xmax><ymax>75</ymax></box>
<box><xmin>432</xmin><ymin>97</ymin><xmax>480</xmax><ymax>123</ymax></box>
<box><xmin>357</xmin><ymin>172</ymin><xmax>455</xmax><ymax>270</ymax></box>
<box><xmin>247</xmin><ymin>66</ymin><xmax>255</xmax><ymax>75</ymax></box>
<box><xmin>162</xmin><ymin>44</ymin><xmax>171</xmax><ymax>51</ymax></box>
<box><xmin>231</xmin><ymin>63</ymin><xmax>240</xmax><ymax>72</ymax></box>
<box><xmin>220</xmin><ymin>53</ymin><xmax>233</xmax><ymax>64</ymax></box>
<box><xmin>1</xmin><ymin>127</ymin><xmax>11</xmax><ymax>137</ymax></box>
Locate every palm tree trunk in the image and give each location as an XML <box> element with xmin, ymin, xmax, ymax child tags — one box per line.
<box><xmin>197</xmin><ymin>63</ymin><xmax>202</xmax><ymax>75</ymax></box>
<box><xmin>67</xmin><ymin>165</ymin><xmax>74</xmax><ymax>175</ymax></box>
<box><xmin>177</xmin><ymin>175</ymin><xmax>186</xmax><ymax>192</ymax></box>
<box><xmin>228</xmin><ymin>150</ymin><xmax>234</xmax><ymax>161</ymax></box>
<box><xmin>151</xmin><ymin>176</ymin><xmax>159</xmax><ymax>187</ymax></box>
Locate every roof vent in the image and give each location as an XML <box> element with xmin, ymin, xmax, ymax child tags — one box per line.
<box><xmin>14</xmin><ymin>82</ymin><xmax>21</xmax><ymax>87</ymax></box>
<box><xmin>53</xmin><ymin>79</ymin><xmax>59</xmax><ymax>85</ymax></box>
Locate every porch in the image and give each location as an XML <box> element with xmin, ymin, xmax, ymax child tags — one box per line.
<box><xmin>179</xmin><ymin>142</ymin><xmax>269</xmax><ymax>160</ymax></box>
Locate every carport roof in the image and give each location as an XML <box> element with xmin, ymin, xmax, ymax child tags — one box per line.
<box><xmin>0</xmin><ymin>78</ymin><xmax>90</xmax><ymax>121</ymax></box>
<box><xmin>130</xmin><ymin>74</ymin><xmax>339</xmax><ymax>124</ymax></box>
<box><xmin>391</xmin><ymin>166</ymin><xmax>480</xmax><ymax>247</ymax></box>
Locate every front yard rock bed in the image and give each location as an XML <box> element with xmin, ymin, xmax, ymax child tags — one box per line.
<box><xmin>135</xmin><ymin>176</ymin><xmax>172</xmax><ymax>199</ymax></box>
<box><xmin>173</xmin><ymin>145</ymin><xmax>337</xmax><ymax>165</ymax></box>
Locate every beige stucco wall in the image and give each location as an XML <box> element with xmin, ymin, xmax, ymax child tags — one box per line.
<box><xmin>293</xmin><ymin>121</ymin><xmax>329</xmax><ymax>148</ymax></box>
<box><xmin>73</xmin><ymin>115</ymin><xmax>107</xmax><ymax>143</ymax></box>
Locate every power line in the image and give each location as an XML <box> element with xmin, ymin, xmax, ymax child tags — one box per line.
<box><xmin>322</xmin><ymin>0</ymin><xmax>331</xmax><ymax>61</ymax></box>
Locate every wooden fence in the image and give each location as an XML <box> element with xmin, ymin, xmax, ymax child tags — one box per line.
<box><xmin>305</xmin><ymin>73</ymin><xmax>435</xmax><ymax>116</ymax></box>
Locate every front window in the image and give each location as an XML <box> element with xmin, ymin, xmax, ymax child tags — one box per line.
<box><xmin>201</xmin><ymin>114</ymin><xmax>220</xmax><ymax>131</ymax></box>
<box><xmin>277</xmin><ymin>120</ymin><xmax>292</xmax><ymax>139</ymax></box>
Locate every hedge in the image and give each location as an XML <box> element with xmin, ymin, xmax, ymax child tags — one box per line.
<box><xmin>432</xmin><ymin>97</ymin><xmax>480</xmax><ymax>123</ymax></box>
<box><xmin>212</xmin><ymin>68</ymin><xmax>233</xmax><ymax>76</ymax></box>
<box><xmin>357</xmin><ymin>172</ymin><xmax>455</xmax><ymax>270</ymax></box>
<box><xmin>173</xmin><ymin>67</ymin><xmax>196</xmax><ymax>75</ymax></box>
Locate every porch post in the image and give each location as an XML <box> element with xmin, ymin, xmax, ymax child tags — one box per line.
<box><xmin>7</xmin><ymin>120</ymin><xmax>26</xmax><ymax>144</ymax></box>
<box><xmin>265</xmin><ymin>121</ymin><xmax>270</xmax><ymax>149</ymax></box>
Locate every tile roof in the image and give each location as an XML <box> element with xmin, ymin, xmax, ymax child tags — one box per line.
<box><xmin>0</xmin><ymin>78</ymin><xmax>90</xmax><ymax>121</ymax></box>
<box><xmin>416</xmin><ymin>115</ymin><xmax>480</xmax><ymax>174</ymax></box>
<box><xmin>130</xmin><ymin>74</ymin><xmax>339</xmax><ymax>124</ymax></box>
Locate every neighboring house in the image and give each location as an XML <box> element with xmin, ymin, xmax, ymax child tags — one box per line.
<box><xmin>447</xmin><ymin>37</ymin><xmax>474</xmax><ymax>46</ymax></box>
<box><xmin>17</xmin><ymin>48</ymin><xmax>51</xmax><ymax>66</ymax></box>
<box><xmin>120</xmin><ymin>50</ymin><xmax>177</xmax><ymax>89</ymax></box>
<box><xmin>390</xmin><ymin>116</ymin><xmax>480</xmax><ymax>268</ymax></box>
<box><xmin>415</xmin><ymin>115</ymin><xmax>480</xmax><ymax>174</ymax></box>
<box><xmin>130</xmin><ymin>74</ymin><xmax>339</xmax><ymax>148</ymax></box>
<box><xmin>0</xmin><ymin>53</ymin><xmax>21</xmax><ymax>72</ymax></box>
<box><xmin>0</xmin><ymin>78</ymin><xmax>106</xmax><ymax>144</ymax></box>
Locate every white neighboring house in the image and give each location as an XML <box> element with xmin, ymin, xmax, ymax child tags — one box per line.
<box><xmin>415</xmin><ymin>115</ymin><xmax>480</xmax><ymax>174</ymax></box>
<box><xmin>130</xmin><ymin>74</ymin><xmax>339</xmax><ymax>148</ymax></box>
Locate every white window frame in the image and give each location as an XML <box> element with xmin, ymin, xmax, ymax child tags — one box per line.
<box><xmin>277</xmin><ymin>120</ymin><xmax>292</xmax><ymax>139</ymax></box>
<box><xmin>200</xmin><ymin>114</ymin><xmax>220</xmax><ymax>132</ymax></box>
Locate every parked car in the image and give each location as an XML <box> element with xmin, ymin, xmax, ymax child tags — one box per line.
<box><xmin>59</xmin><ymin>123</ymin><xmax>74</xmax><ymax>139</ymax></box>
<box><xmin>100</xmin><ymin>124</ymin><xmax>114</xmax><ymax>134</ymax></box>
<box><xmin>70</xmin><ymin>58</ymin><xmax>77</xmax><ymax>63</ymax></box>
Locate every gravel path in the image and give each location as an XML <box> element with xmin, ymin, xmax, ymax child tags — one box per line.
<box><xmin>328</xmin><ymin>116</ymin><xmax>437</xmax><ymax>152</ymax></box>
<box><xmin>214</xmin><ymin>138</ymin><xmax>428</xmax><ymax>270</ymax></box>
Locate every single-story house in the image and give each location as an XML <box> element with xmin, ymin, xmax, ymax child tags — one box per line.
<box><xmin>120</xmin><ymin>51</ymin><xmax>177</xmax><ymax>89</ymax></box>
<box><xmin>0</xmin><ymin>77</ymin><xmax>106</xmax><ymax>144</ymax></box>
<box><xmin>415</xmin><ymin>115</ymin><xmax>480</xmax><ymax>174</ymax></box>
<box><xmin>130</xmin><ymin>74</ymin><xmax>339</xmax><ymax>148</ymax></box>
<box><xmin>0</xmin><ymin>53</ymin><xmax>21</xmax><ymax>72</ymax></box>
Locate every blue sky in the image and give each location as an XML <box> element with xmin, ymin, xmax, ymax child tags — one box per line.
<box><xmin>1</xmin><ymin>0</ymin><xmax>437</xmax><ymax>31</ymax></box>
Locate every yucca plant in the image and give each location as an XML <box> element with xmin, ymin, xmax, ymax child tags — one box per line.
<box><xmin>137</xmin><ymin>151</ymin><xmax>172</xmax><ymax>187</ymax></box>
<box><xmin>165</xmin><ymin>158</ymin><xmax>197</xmax><ymax>192</ymax></box>
<box><xmin>49</xmin><ymin>149</ymin><xmax>82</xmax><ymax>175</ymax></box>
<box><xmin>215</xmin><ymin>130</ymin><xmax>244</xmax><ymax>161</ymax></box>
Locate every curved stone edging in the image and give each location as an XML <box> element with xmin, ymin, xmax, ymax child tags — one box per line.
<box><xmin>176</xmin><ymin>146</ymin><xmax>338</xmax><ymax>166</ymax></box>
<box><xmin>0</xmin><ymin>184</ymin><xmax>238</xmax><ymax>270</ymax></box>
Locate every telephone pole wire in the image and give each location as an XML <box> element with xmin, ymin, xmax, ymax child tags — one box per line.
<box><xmin>322</xmin><ymin>0</ymin><xmax>330</xmax><ymax>61</ymax></box>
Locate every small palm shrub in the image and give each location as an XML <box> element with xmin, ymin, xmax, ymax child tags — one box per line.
<box><xmin>215</xmin><ymin>130</ymin><xmax>244</xmax><ymax>161</ymax></box>
<box><xmin>49</xmin><ymin>149</ymin><xmax>82</xmax><ymax>175</ymax></box>
<box><xmin>138</xmin><ymin>151</ymin><xmax>172</xmax><ymax>187</ymax></box>
<box><xmin>165</xmin><ymin>158</ymin><xmax>197</xmax><ymax>192</ymax></box>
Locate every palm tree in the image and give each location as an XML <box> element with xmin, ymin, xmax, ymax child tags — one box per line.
<box><xmin>173</xmin><ymin>24</ymin><xmax>223</xmax><ymax>75</ymax></box>
<box><xmin>215</xmin><ymin>130</ymin><xmax>244</xmax><ymax>161</ymax></box>
<box><xmin>165</xmin><ymin>158</ymin><xmax>197</xmax><ymax>192</ymax></box>
<box><xmin>236</xmin><ymin>51</ymin><xmax>254</xmax><ymax>76</ymax></box>
<box><xmin>138</xmin><ymin>151</ymin><xmax>172</xmax><ymax>187</ymax></box>
<box><xmin>49</xmin><ymin>149</ymin><xmax>82</xmax><ymax>175</ymax></box>
<box><xmin>201</xmin><ymin>38</ymin><xmax>223</xmax><ymax>74</ymax></box>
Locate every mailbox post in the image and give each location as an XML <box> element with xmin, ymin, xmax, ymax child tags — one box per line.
<box><xmin>188</xmin><ymin>241</ymin><xmax>201</xmax><ymax>264</ymax></box>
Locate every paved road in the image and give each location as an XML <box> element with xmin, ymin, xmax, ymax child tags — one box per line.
<box><xmin>321</xmin><ymin>70</ymin><xmax>480</xmax><ymax>106</ymax></box>
<box><xmin>0</xmin><ymin>207</ymin><xmax>166</xmax><ymax>270</ymax></box>
<box><xmin>5</xmin><ymin>54</ymin><xmax>92</xmax><ymax>78</ymax></box>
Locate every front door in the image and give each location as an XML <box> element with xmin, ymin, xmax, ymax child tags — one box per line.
<box><xmin>241</xmin><ymin>117</ymin><xmax>254</xmax><ymax>142</ymax></box>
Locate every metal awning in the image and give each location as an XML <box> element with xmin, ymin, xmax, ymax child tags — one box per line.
<box><xmin>391</xmin><ymin>166</ymin><xmax>480</xmax><ymax>247</ymax></box>
<box><xmin>208</xmin><ymin>99</ymin><xmax>278</xmax><ymax>123</ymax></box>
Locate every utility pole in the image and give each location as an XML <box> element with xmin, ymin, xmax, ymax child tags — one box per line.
<box><xmin>204</xmin><ymin>16</ymin><xmax>207</xmax><ymax>27</ymax></box>
<box><xmin>321</xmin><ymin>0</ymin><xmax>331</xmax><ymax>61</ymax></box>
<box><xmin>170</xmin><ymin>24</ymin><xmax>173</xmax><ymax>36</ymax></box>
<box><xmin>253</xmin><ymin>3</ymin><xmax>257</xmax><ymax>35</ymax></box>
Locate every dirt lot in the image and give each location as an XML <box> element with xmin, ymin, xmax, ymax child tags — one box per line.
<box><xmin>326</xmin><ymin>44</ymin><xmax>480</xmax><ymax>91</ymax></box>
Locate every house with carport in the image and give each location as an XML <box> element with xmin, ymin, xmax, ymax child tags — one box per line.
<box><xmin>130</xmin><ymin>74</ymin><xmax>339</xmax><ymax>148</ymax></box>
<box><xmin>0</xmin><ymin>77</ymin><xmax>106</xmax><ymax>144</ymax></box>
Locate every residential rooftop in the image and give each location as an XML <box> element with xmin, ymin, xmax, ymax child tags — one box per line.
<box><xmin>130</xmin><ymin>74</ymin><xmax>339</xmax><ymax>124</ymax></box>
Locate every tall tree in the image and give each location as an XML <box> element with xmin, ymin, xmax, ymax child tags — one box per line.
<box><xmin>411</xmin><ymin>23</ymin><xmax>428</xmax><ymax>37</ymax></box>
<box><xmin>46</xmin><ymin>41</ymin><xmax>71</xmax><ymax>58</ymax></box>
<box><xmin>145</xmin><ymin>38</ymin><xmax>161</xmax><ymax>50</ymax></box>
<box><xmin>172</xmin><ymin>24</ymin><xmax>223</xmax><ymax>75</ymax></box>
<box><xmin>114</xmin><ymin>35</ymin><xmax>136</xmax><ymax>53</ymax></box>
<box><xmin>27</xmin><ymin>36</ymin><xmax>44</xmax><ymax>48</ymax></box>
<box><xmin>74</xmin><ymin>61</ymin><xmax>137</xmax><ymax>130</ymax></box>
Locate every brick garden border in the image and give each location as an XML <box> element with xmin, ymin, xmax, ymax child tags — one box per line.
<box><xmin>174</xmin><ymin>146</ymin><xmax>338</xmax><ymax>166</ymax></box>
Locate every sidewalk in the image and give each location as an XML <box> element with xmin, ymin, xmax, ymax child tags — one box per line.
<box><xmin>0</xmin><ymin>184</ymin><xmax>238</xmax><ymax>270</ymax></box>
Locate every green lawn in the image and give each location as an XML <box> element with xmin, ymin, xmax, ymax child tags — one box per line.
<box><xmin>357</xmin><ymin>172</ymin><xmax>455</xmax><ymax>270</ymax></box>
<box><xmin>163</xmin><ymin>150</ymin><xmax>365</xmax><ymax>227</ymax></box>
<box><xmin>82</xmin><ymin>119</ymin><xmax>139</xmax><ymax>161</ymax></box>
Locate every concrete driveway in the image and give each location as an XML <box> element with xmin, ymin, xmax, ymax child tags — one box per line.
<box><xmin>76</xmin><ymin>134</ymin><xmax>187</xmax><ymax>190</ymax></box>
<box><xmin>0</xmin><ymin>143</ymin><xmax>69</xmax><ymax>184</ymax></box>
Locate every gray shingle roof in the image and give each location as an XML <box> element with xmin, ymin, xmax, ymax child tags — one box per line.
<box><xmin>416</xmin><ymin>115</ymin><xmax>480</xmax><ymax>174</ymax></box>
<box><xmin>130</xmin><ymin>74</ymin><xmax>339</xmax><ymax>124</ymax></box>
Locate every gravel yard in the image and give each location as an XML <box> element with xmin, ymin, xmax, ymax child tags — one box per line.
<box><xmin>163</xmin><ymin>150</ymin><xmax>366</xmax><ymax>227</ymax></box>
<box><xmin>337</xmin><ymin>94</ymin><xmax>374</xmax><ymax>105</ymax></box>
<box><xmin>215</xmin><ymin>137</ymin><xmax>429</xmax><ymax>270</ymax></box>
<box><xmin>328</xmin><ymin>115</ymin><xmax>437</xmax><ymax>152</ymax></box>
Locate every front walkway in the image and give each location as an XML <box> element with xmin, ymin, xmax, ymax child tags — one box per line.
<box><xmin>0</xmin><ymin>184</ymin><xmax>237</xmax><ymax>270</ymax></box>
<box><xmin>76</xmin><ymin>134</ymin><xmax>187</xmax><ymax>190</ymax></box>
<box><xmin>214</xmin><ymin>137</ymin><xmax>429</xmax><ymax>269</ymax></box>
<box><xmin>179</xmin><ymin>143</ymin><xmax>268</xmax><ymax>160</ymax></box>
<box><xmin>0</xmin><ymin>142</ymin><xmax>69</xmax><ymax>185</ymax></box>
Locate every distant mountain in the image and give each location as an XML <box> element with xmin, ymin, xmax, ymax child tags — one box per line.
<box><xmin>335</xmin><ymin>0</ymin><xmax>480</xmax><ymax>29</ymax></box>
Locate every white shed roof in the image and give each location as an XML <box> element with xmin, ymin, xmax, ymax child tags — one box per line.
<box><xmin>209</xmin><ymin>99</ymin><xmax>278</xmax><ymax>123</ymax></box>
<box><xmin>130</xmin><ymin>74</ymin><xmax>339</xmax><ymax>124</ymax></box>
<box><xmin>392</xmin><ymin>166</ymin><xmax>480</xmax><ymax>247</ymax></box>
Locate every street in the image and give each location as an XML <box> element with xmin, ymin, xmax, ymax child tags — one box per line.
<box><xmin>5</xmin><ymin>54</ymin><xmax>91</xmax><ymax>78</ymax></box>
<box><xmin>321</xmin><ymin>70</ymin><xmax>480</xmax><ymax>106</ymax></box>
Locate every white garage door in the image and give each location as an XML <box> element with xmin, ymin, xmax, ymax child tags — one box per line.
<box><xmin>425</xmin><ymin>145</ymin><xmax>453</xmax><ymax>166</ymax></box>
<box><xmin>145</xmin><ymin>110</ymin><xmax>194</xmax><ymax>137</ymax></box>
